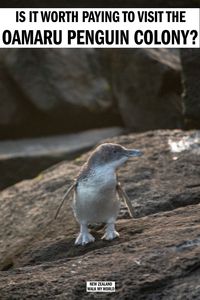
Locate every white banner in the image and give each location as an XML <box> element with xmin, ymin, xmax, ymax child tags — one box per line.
<box><xmin>0</xmin><ymin>8</ymin><xmax>199</xmax><ymax>48</ymax></box>
<box><xmin>86</xmin><ymin>281</ymin><xmax>115</xmax><ymax>292</ymax></box>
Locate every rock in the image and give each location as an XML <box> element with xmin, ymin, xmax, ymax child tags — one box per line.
<box><xmin>3</xmin><ymin>49</ymin><xmax>112</xmax><ymax>113</ymax></box>
<box><xmin>1</xmin><ymin>206</ymin><xmax>200</xmax><ymax>299</ymax></box>
<box><xmin>0</xmin><ymin>130</ymin><xmax>200</xmax><ymax>298</ymax></box>
<box><xmin>0</xmin><ymin>127</ymin><xmax>123</xmax><ymax>190</ymax></box>
<box><xmin>180</xmin><ymin>49</ymin><xmax>200</xmax><ymax>129</ymax></box>
<box><xmin>111</xmin><ymin>49</ymin><xmax>183</xmax><ymax>131</ymax></box>
<box><xmin>0</xmin><ymin>62</ymin><xmax>35</xmax><ymax>139</ymax></box>
<box><xmin>0</xmin><ymin>48</ymin><xmax>185</xmax><ymax>139</ymax></box>
<box><xmin>0</xmin><ymin>48</ymin><xmax>121</xmax><ymax>139</ymax></box>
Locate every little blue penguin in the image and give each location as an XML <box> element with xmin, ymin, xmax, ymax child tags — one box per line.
<box><xmin>55</xmin><ymin>143</ymin><xmax>142</xmax><ymax>246</ymax></box>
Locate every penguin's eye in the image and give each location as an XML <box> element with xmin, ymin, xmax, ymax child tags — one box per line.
<box><xmin>113</xmin><ymin>150</ymin><xmax>117</xmax><ymax>154</ymax></box>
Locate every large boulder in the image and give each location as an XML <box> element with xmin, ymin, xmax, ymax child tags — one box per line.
<box><xmin>0</xmin><ymin>130</ymin><xmax>200</xmax><ymax>299</ymax></box>
<box><xmin>0</xmin><ymin>48</ymin><xmax>184</xmax><ymax>139</ymax></box>
<box><xmin>3</xmin><ymin>49</ymin><xmax>112</xmax><ymax>113</ymax></box>
<box><xmin>1</xmin><ymin>206</ymin><xmax>200</xmax><ymax>299</ymax></box>
<box><xmin>111</xmin><ymin>49</ymin><xmax>183</xmax><ymax>131</ymax></box>
<box><xmin>0</xmin><ymin>48</ymin><xmax>120</xmax><ymax>139</ymax></box>
<box><xmin>180</xmin><ymin>49</ymin><xmax>200</xmax><ymax>129</ymax></box>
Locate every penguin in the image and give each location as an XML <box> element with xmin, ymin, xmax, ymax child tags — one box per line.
<box><xmin>55</xmin><ymin>143</ymin><xmax>142</xmax><ymax>246</ymax></box>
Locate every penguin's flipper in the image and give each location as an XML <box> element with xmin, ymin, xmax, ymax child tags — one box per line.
<box><xmin>116</xmin><ymin>182</ymin><xmax>134</xmax><ymax>218</ymax></box>
<box><xmin>54</xmin><ymin>181</ymin><xmax>77</xmax><ymax>220</ymax></box>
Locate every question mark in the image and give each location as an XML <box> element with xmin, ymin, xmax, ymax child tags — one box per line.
<box><xmin>190</xmin><ymin>30</ymin><xmax>198</xmax><ymax>45</ymax></box>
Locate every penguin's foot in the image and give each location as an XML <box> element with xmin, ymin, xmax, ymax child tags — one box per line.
<box><xmin>101</xmin><ymin>223</ymin><xmax>119</xmax><ymax>241</ymax></box>
<box><xmin>75</xmin><ymin>232</ymin><xmax>95</xmax><ymax>245</ymax></box>
<box><xmin>75</xmin><ymin>224</ymin><xmax>95</xmax><ymax>246</ymax></box>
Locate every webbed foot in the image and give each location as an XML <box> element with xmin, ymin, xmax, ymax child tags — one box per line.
<box><xmin>75</xmin><ymin>224</ymin><xmax>95</xmax><ymax>246</ymax></box>
<box><xmin>101</xmin><ymin>223</ymin><xmax>119</xmax><ymax>240</ymax></box>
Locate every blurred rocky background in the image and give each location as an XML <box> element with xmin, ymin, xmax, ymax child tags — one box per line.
<box><xmin>0</xmin><ymin>48</ymin><xmax>195</xmax><ymax>140</ymax></box>
<box><xmin>0</xmin><ymin>48</ymin><xmax>199</xmax><ymax>140</ymax></box>
<box><xmin>0</xmin><ymin>47</ymin><xmax>200</xmax><ymax>190</ymax></box>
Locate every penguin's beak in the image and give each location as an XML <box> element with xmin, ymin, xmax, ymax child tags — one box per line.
<box><xmin>125</xmin><ymin>149</ymin><xmax>143</xmax><ymax>157</ymax></box>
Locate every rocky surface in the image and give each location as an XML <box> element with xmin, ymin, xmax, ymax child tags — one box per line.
<box><xmin>0</xmin><ymin>48</ymin><xmax>183</xmax><ymax>139</ymax></box>
<box><xmin>2</xmin><ymin>49</ymin><xmax>112</xmax><ymax>113</ymax></box>
<box><xmin>0</xmin><ymin>48</ymin><xmax>121</xmax><ymax>139</ymax></box>
<box><xmin>0</xmin><ymin>127</ymin><xmax>123</xmax><ymax>190</ymax></box>
<box><xmin>111</xmin><ymin>49</ymin><xmax>183</xmax><ymax>131</ymax></box>
<box><xmin>181</xmin><ymin>49</ymin><xmax>200</xmax><ymax>129</ymax></box>
<box><xmin>0</xmin><ymin>130</ymin><xmax>200</xmax><ymax>299</ymax></box>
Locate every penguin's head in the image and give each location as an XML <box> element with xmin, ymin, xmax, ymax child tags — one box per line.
<box><xmin>89</xmin><ymin>143</ymin><xmax>142</xmax><ymax>169</ymax></box>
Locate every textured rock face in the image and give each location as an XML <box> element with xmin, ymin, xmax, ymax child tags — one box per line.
<box><xmin>3</xmin><ymin>49</ymin><xmax>111</xmax><ymax>112</ymax></box>
<box><xmin>0</xmin><ymin>48</ymin><xmax>121</xmax><ymax>138</ymax></box>
<box><xmin>112</xmin><ymin>49</ymin><xmax>182</xmax><ymax>131</ymax></box>
<box><xmin>1</xmin><ymin>207</ymin><xmax>200</xmax><ymax>299</ymax></box>
<box><xmin>181</xmin><ymin>49</ymin><xmax>200</xmax><ymax>128</ymax></box>
<box><xmin>0</xmin><ymin>48</ymin><xmax>183</xmax><ymax>139</ymax></box>
<box><xmin>0</xmin><ymin>130</ymin><xmax>200</xmax><ymax>299</ymax></box>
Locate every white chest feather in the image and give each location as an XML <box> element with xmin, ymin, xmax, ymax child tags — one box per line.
<box><xmin>77</xmin><ymin>165</ymin><xmax>117</xmax><ymax>199</ymax></box>
<box><xmin>73</xmin><ymin>165</ymin><xmax>120</xmax><ymax>223</ymax></box>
